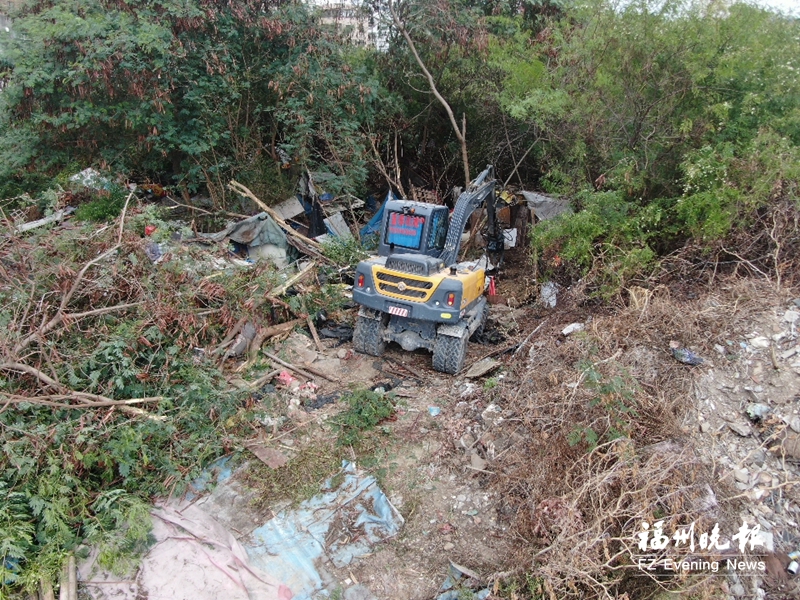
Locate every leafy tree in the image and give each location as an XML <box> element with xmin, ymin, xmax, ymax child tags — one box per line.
<box><xmin>0</xmin><ymin>0</ymin><xmax>385</xmax><ymax>204</ymax></box>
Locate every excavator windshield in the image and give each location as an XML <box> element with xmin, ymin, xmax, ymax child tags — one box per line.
<box><xmin>385</xmin><ymin>212</ymin><xmax>426</xmax><ymax>249</ymax></box>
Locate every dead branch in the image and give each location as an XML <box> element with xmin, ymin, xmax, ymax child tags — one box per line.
<box><xmin>269</xmin><ymin>261</ymin><xmax>316</xmax><ymax>297</ymax></box>
<box><xmin>1</xmin><ymin>394</ymin><xmax>163</xmax><ymax>409</ymax></box>
<box><xmin>12</xmin><ymin>302</ymin><xmax>144</xmax><ymax>357</ymax></box>
<box><xmin>306</xmin><ymin>316</ymin><xmax>325</xmax><ymax>353</ymax></box>
<box><xmin>368</xmin><ymin>133</ymin><xmax>407</xmax><ymax>198</ymax></box>
<box><xmin>117</xmin><ymin>191</ymin><xmax>134</xmax><ymax>245</ymax></box>
<box><xmin>248</xmin><ymin>319</ymin><xmax>304</xmax><ymax>362</ymax></box>
<box><xmin>388</xmin><ymin>1</ymin><xmax>470</xmax><ymax>186</ymax></box>
<box><xmin>263</xmin><ymin>351</ymin><xmax>338</xmax><ymax>383</ymax></box>
<box><xmin>227</xmin><ymin>181</ymin><xmax>322</xmax><ymax>251</ymax></box>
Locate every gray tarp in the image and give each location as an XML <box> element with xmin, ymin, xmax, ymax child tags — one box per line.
<box><xmin>520</xmin><ymin>191</ymin><xmax>571</xmax><ymax>221</ymax></box>
<box><xmin>202</xmin><ymin>212</ymin><xmax>290</xmax><ymax>250</ymax></box>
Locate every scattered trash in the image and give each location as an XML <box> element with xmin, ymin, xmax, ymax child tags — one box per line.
<box><xmin>459</xmin><ymin>382</ymin><xmax>478</xmax><ymax>398</ymax></box>
<box><xmin>540</xmin><ymin>281</ymin><xmax>558</xmax><ymax>308</ymax></box>
<box><xmin>749</xmin><ymin>336</ymin><xmax>771</xmax><ymax>349</ymax></box>
<box><xmin>669</xmin><ymin>341</ymin><xmax>703</xmax><ymax>365</ymax></box>
<box><xmin>76</xmin><ymin>502</ymin><xmax>295</xmax><ymax>600</ymax></box>
<box><xmin>15</xmin><ymin>206</ymin><xmax>76</xmax><ymax>233</ymax></box>
<box><xmin>144</xmin><ymin>241</ymin><xmax>164</xmax><ymax>263</ymax></box>
<box><xmin>200</xmin><ymin>212</ymin><xmax>295</xmax><ymax>268</ymax></box>
<box><xmin>464</xmin><ymin>358</ymin><xmax>500</xmax><ymax>379</ymax></box>
<box><xmin>324</xmin><ymin>211</ymin><xmax>353</xmax><ymax>239</ymax></box>
<box><xmin>784</xmin><ymin>310</ymin><xmax>799</xmax><ymax>324</ymax></box>
<box><xmin>561</xmin><ymin>322</ymin><xmax>584</xmax><ymax>336</ymax></box>
<box><xmin>745</xmin><ymin>403</ymin><xmax>771</xmax><ymax>422</ymax></box>
<box><xmin>788</xmin><ymin>560</ymin><xmax>799</xmax><ymax>576</ymax></box>
<box><xmin>144</xmin><ymin>224</ymin><xmax>157</xmax><ymax>236</ymax></box>
<box><xmin>428</xmin><ymin>406</ymin><xmax>441</xmax><ymax>417</ymax></box>
<box><xmin>480</xmin><ymin>404</ymin><xmax>503</xmax><ymax>427</ymax></box>
<box><xmin>789</xmin><ymin>550</ymin><xmax>800</xmax><ymax>561</ymax></box>
<box><xmin>227</xmin><ymin>322</ymin><xmax>257</xmax><ymax>358</ymax></box>
<box><xmin>277</xmin><ymin>371</ymin><xmax>298</xmax><ymax>387</ymax></box>
<box><xmin>69</xmin><ymin>167</ymin><xmax>112</xmax><ymax>191</ymax></box>
<box><xmin>435</xmin><ymin>562</ymin><xmax>489</xmax><ymax>600</ymax></box>
<box><xmin>304</xmin><ymin>392</ymin><xmax>341</xmax><ymax>411</ymax></box>
<box><xmin>502</xmin><ymin>228</ymin><xmax>517</xmax><ymax>249</ymax></box>
<box><xmin>319</xmin><ymin>324</ymin><xmax>354</xmax><ymax>341</ymax></box>
<box><xmin>246</xmin><ymin>461</ymin><xmax>403</xmax><ymax>599</ymax></box>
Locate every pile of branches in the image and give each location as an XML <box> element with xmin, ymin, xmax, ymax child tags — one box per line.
<box><xmin>0</xmin><ymin>193</ymin><xmax>325</xmax><ymax>594</ymax></box>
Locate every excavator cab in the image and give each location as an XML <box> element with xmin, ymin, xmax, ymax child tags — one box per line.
<box><xmin>352</xmin><ymin>166</ymin><xmax>501</xmax><ymax>374</ymax></box>
<box><xmin>377</xmin><ymin>203</ymin><xmax>449</xmax><ymax>258</ymax></box>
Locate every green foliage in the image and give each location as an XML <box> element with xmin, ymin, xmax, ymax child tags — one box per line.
<box><xmin>568</xmin><ymin>360</ymin><xmax>639</xmax><ymax>450</ymax></box>
<box><xmin>74</xmin><ymin>186</ymin><xmax>129</xmax><ymax>222</ymax></box>
<box><xmin>333</xmin><ymin>388</ymin><xmax>395</xmax><ymax>447</ymax></box>
<box><xmin>0</xmin><ymin>220</ymin><xmax>277</xmax><ymax>596</ymax></box>
<box><xmin>532</xmin><ymin>190</ymin><xmax>660</xmax><ymax>296</ymax></box>
<box><xmin>0</xmin><ymin>0</ymin><xmax>386</xmax><ymax>204</ymax></box>
<box><xmin>321</xmin><ymin>236</ymin><xmax>369</xmax><ymax>268</ymax></box>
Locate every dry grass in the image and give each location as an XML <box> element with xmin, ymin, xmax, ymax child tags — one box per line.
<box><xmin>485</xmin><ymin>275</ymin><xmax>789</xmax><ymax>598</ymax></box>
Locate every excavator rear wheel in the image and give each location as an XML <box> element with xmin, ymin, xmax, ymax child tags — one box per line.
<box><xmin>353</xmin><ymin>314</ymin><xmax>386</xmax><ymax>357</ymax></box>
<box><xmin>432</xmin><ymin>333</ymin><xmax>468</xmax><ymax>374</ymax></box>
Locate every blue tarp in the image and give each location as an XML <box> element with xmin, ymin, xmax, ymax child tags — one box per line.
<box><xmin>359</xmin><ymin>191</ymin><xmax>395</xmax><ymax>242</ymax></box>
<box><xmin>245</xmin><ymin>461</ymin><xmax>404</xmax><ymax>600</ymax></box>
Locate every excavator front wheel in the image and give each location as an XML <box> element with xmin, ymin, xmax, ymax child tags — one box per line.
<box><xmin>432</xmin><ymin>332</ymin><xmax>468</xmax><ymax>374</ymax></box>
<box><xmin>353</xmin><ymin>313</ymin><xmax>386</xmax><ymax>357</ymax></box>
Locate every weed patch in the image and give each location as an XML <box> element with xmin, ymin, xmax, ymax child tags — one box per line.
<box><xmin>332</xmin><ymin>388</ymin><xmax>395</xmax><ymax>448</ymax></box>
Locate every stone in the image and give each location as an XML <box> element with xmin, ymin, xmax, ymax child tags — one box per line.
<box><xmin>699</xmin><ymin>421</ymin><xmax>711</xmax><ymax>433</ymax></box>
<box><xmin>470</xmin><ymin>451</ymin><xmax>488</xmax><ymax>471</ymax></box>
<box><xmin>790</xmin><ymin>416</ymin><xmax>800</xmax><ymax>434</ymax></box>
<box><xmin>746</xmin><ymin>403</ymin><xmax>771</xmax><ymax>422</ymax></box>
<box><xmin>561</xmin><ymin>322</ymin><xmax>585</xmax><ymax>336</ymax></box>
<box><xmin>443</xmin><ymin>542</ymin><xmax>455</xmax><ymax>551</ymax></box>
<box><xmin>734</xmin><ymin>469</ymin><xmax>750</xmax><ymax>484</ymax></box>
<box><xmin>728</xmin><ymin>422</ymin><xmax>752</xmax><ymax>437</ymax></box>
<box><xmin>783</xmin><ymin>310</ymin><xmax>799</xmax><ymax>324</ymax></box>
<box><xmin>769</xmin><ymin>431</ymin><xmax>800</xmax><ymax>459</ymax></box>
<box><xmin>344</xmin><ymin>584</ymin><xmax>378</xmax><ymax>600</ymax></box>
<box><xmin>755</xmin><ymin>472</ymin><xmax>772</xmax><ymax>486</ymax></box>
<box><xmin>730</xmin><ymin>583</ymin><xmax>746</xmax><ymax>596</ymax></box>
<box><xmin>750</xmin><ymin>337</ymin><xmax>771</xmax><ymax>349</ymax></box>
<box><xmin>747</xmin><ymin>450</ymin><xmax>767</xmax><ymax>467</ymax></box>
<box><xmin>464</xmin><ymin>357</ymin><xmax>500</xmax><ymax>379</ymax></box>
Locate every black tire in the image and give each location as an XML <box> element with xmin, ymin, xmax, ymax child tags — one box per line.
<box><xmin>470</xmin><ymin>303</ymin><xmax>490</xmax><ymax>342</ymax></box>
<box><xmin>353</xmin><ymin>314</ymin><xmax>386</xmax><ymax>357</ymax></box>
<box><xmin>432</xmin><ymin>332</ymin><xmax>468</xmax><ymax>374</ymax></box>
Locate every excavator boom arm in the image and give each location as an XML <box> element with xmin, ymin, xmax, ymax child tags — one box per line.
<box><xmin>439</xmin><ymin>165</ymin><xmax>501</xmax><ymax>266</ymax></box>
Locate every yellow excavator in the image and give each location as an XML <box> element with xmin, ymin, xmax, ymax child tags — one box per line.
<box><xmin>351</xmin><ymin>166</ymin><xmax>503</xmax><ymax>374</ymax></box>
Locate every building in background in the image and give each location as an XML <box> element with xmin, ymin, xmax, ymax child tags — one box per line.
<box><xmin>313</xmin><ymin>1</ymin><xmax>378</xmax><ymax>47</ymax></box>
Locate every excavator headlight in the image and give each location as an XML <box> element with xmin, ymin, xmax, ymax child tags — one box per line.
<box><xmin>446</xmin><ymin>292</ymin><xmax>456</xmax><ymax>306</ymax></box>
<box><xmin>357</xmin><ymin>273</ymin><xmax>365</xmax><ymax>287</ymax></box>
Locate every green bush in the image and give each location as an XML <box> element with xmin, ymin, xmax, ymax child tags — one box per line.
<box><xmin>74</xmin><ymin>187</ymin><xmax>129</xmax><ymax>222</ymax></box>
